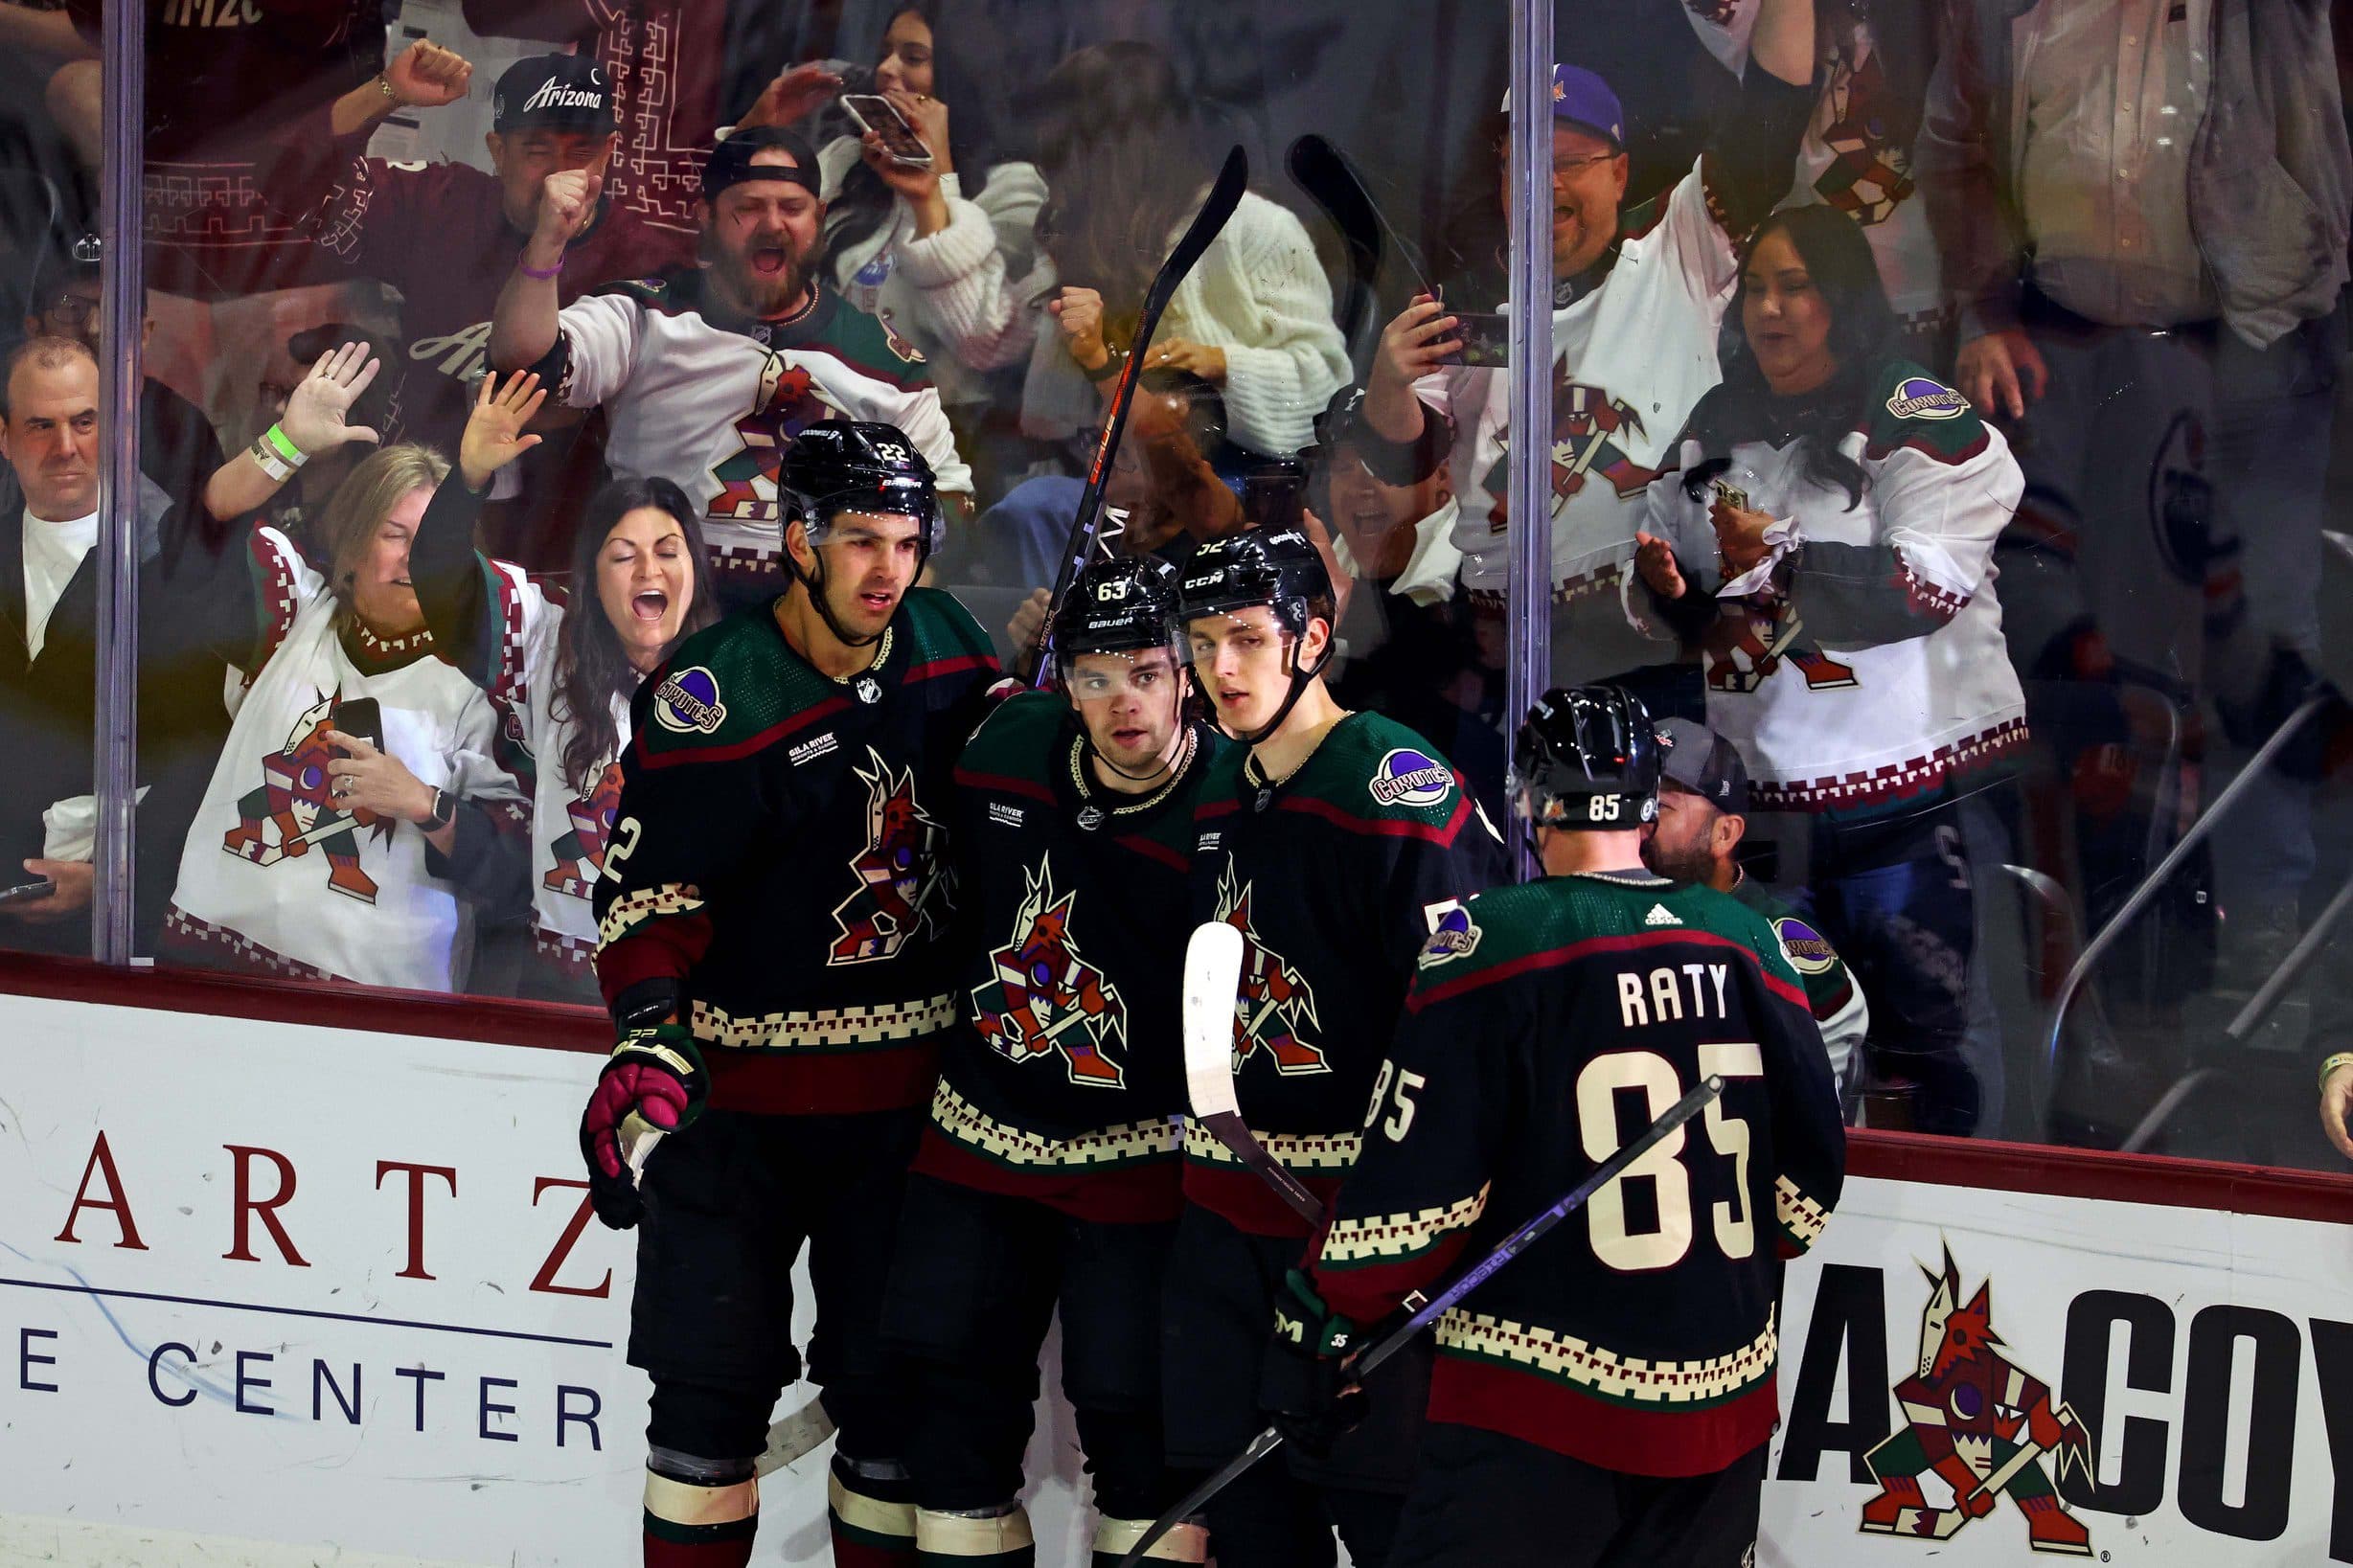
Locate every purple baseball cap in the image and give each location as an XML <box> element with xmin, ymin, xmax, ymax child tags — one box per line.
<box><xmin>1504</xmin><ymin>63</ymin><xmax>1626</xmax><ymax>148</ymax></box>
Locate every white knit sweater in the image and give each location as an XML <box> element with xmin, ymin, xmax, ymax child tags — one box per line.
<box><xmin>816</xmin><ymin>136</ymin><xmax>1049</xmax><ymax>411</ymax></box>
<box><xmin>900</xmin><ymin>188</ymin><xmax>1349</xmax><ymax>458</ymax></box>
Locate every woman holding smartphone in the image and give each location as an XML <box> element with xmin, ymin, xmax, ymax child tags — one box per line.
<box><xmin>404</xmin><ymin>379</ymin><xmax>722</xmax><ymax>1002</ymax></box>
<box><xmin>161</xmin><ymin>377</ymin><xmax>542</xmax><ymax>995</ymax></box>
<box><xmin>1630</xmin><ymin>204</ymin><xmax>2026</xmax><ymax>1139</ymax></box>
<box><xmin>737</xmin><ymin>6</ymin><xmax>1044</xmax><ymax>432</ymax></box>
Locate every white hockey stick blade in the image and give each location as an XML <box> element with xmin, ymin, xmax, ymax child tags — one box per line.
<box><xmin>755</xmin><ymin>1392</ymin><xmax>837</xmax><ymax>1477</ymax></box>
<box><xmin>1181</xmin><ymin>921</ymin><xmax>1246</xmax><ymax>1119</ymax></box>
<box><xmin>620</xmin><ymin>1113</ymin><xmax>663</xmax><ymax>1188</ymax></box>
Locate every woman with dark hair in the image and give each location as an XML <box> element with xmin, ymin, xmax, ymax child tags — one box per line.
<box><xmin>1631</xmin><ymin>202</ymin><xmax>2026</xmax><ymax>1139</ymax></box>
<box><xmin>738</xmin><ymin>6</ymin><xmax>1045</xmax><ymax>422</ymax></box>
<box><xmin>404</xmin><ymin>386</ymin><xmax>721</xmax><ymax>1000</ymax></box>
<box><xmin>914</xmin><ymin>38</ymin><xmax>1347</xmax><ymax>465</ymax></box>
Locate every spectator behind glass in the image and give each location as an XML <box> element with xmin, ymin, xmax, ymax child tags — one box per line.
<box><xmin>44</xmin><ymin>0</ymin><xmax>387</xmax><ymax>298</ymax></box>
<box><xmin>0</xmin><ymin>336</ymin><xmax>374</xmax><ymax>955</ymax></box>
<box><xmin>910</xmin><ymin>39</ymin><xmax>1347</xmax><ymax>465</ymax></box>
<box><xmin>161</xmin><ymin>435</ymin><xmax>531</xmax><ymax>993</ymax></box>
<box><xmin>20</xmin><ymin>235</ymin><xmax>225</xmax><ymax>519</ymax></box>
<box><xmin>1344</xmin><ymin>19</ymin><xmax>1818</xmax><ymax>712</ymax></box>
<box><xmin>247</xmin><ymin>322</ymin><xmax>400</xmax><ymax>557</ymax></box>
<box><xmin>404</xmin><ymin>376</ymin><xmax>720</xmax><ymax>1002</ymax></box>
<box><xmin>1638</xmin><ymin>713</ymin><xmax>1869</xmax><ymax>1099</ymax></box>
<box><xmin>736</xmin><ymin>7</ymin><xmax>1045</xmax><ymax>457</ymax></box>
<box><xmin>1917</xmin><ymin>0</ymin><xmax>2351</xmax><ymax>1001</ymax></box>
<box><xmin>1630</xmin><ymin>204</ymin><xmax>2025</xmax><ymax>1139</ymax></box>
<box><xmin>489</xmin><ymin>126</ymin><xmax>974</xmax><ymax>610</ymax></box>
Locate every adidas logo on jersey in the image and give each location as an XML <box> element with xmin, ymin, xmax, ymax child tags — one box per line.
<box><xmin>1644</xmin><ymin>903</ymin><xmax>1680</xmax><ymax>926</ymax></box>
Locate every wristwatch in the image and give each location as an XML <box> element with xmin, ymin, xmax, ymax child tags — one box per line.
<box><xmin>424</xmin><ymin>786</ymin><xmax>456</xmax><ymax>829</ymax></box>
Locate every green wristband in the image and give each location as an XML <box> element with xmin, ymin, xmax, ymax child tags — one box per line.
<box><xmin>2322</xmin><ymin>1052</ymin><xmax>2353</xmax><ymax>1092</ymax></box>
<box><xmin>262</xmin><ymin>423</ymin><xmax>308</xmax><ymax>466</ymax></box>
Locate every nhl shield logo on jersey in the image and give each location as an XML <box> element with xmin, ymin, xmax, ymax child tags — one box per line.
<box><xmin>1859</xmin><ymin>1248</ymin><xmax>2096</xmax><ymax>1556</ymax></box>
<box><xmin>1885</xmin><ymin>377</ymin><xmax>1969</xmax><ymax>421</ymax></box>
<box><xmin>1369</xmin><ymin>748</ymin><xmax>1453</xmax><ymax>809</ymax></box>
<box><xmin>707</xmin><ymin>353</ymin><xmax>843</xmax><ymax>525</ymax></box>
<box><xmin>652</xmin><ymin>667</ymin><xmax>728</xmax><ymax>735</ymax></box>
<box><xmin>971</xmin><ymin>856</ymin><xmax>1130</xmax><ymax>1087</ymax></box>
<box><xmin>828</xmin><ymin>746</ymin><xmax>944</xmax><ymax>965</ymax></box>
<box><xmin>219</xmin><ymin>691</ymin><xmax>394</xmax><ymax>904</ymax></box>
<box><xmin>1213</xmin><ymin>859</ymin><xmax>1328</xmax><ymax>1076</ymax></box>
<box><xmin>544</xmin><ymin>760</ymin><xmax>625</xmax><ymax>899</ymax></box>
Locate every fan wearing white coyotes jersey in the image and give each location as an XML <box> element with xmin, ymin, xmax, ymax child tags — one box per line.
<box><xmin>1630</xmin><ymin>205</ymin><xmax>2026</xmax><ymax>1137</ymax></box>
<box><xmin>1348</xmin><ymin>7</ymin><xmax>1816</xmax><ymax>698</ymax></box>
<box><xmin>491</xmin><ymin>125</ymin><xmax>973</xmax><ymax>610</ymax></box>
<box><xmin>403</xmin><ymin>376</ymin><xmax>722</xmax><ymax>1001</ymax></box>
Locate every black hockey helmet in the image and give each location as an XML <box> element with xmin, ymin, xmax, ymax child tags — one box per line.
<box><xmin>781</xmin><ymin>420</ymin><xmax>943</xmax><ymax>557</ymax></box>
<box><xmin>1511</xmin><ymin>685</ymin><xmax>1661</xmax><ymax>829</ymax></box>
<box><xmin>1054</xmin><ymin>555</ymin><xmax>1185</xmax><ymax>669</ymax></box>
<box><xmin>1174</xmin><ymin>525</ymin><xmax>1333</xmax><ymax>641</ymax></box>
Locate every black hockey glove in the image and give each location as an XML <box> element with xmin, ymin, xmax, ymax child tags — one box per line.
<box><xmin>1259</xmin><ymin>1269</ymin><xmax>1369</xmax><ymax>1458</ymax></box>
<box><xmin>577</xmin><ymin>1022</ymin><xmax>709</xmax><ymax>1230</ymax></box>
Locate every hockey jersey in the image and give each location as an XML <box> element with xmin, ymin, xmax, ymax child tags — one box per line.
<box><xmin>1312</xmin><ymin>871</ymin><xmax>1845</xmax><ymax>1477</ymax></box>
<box><xmin>1731</xmin><ymin>870</ymin><xmax>1867</xmax><ymax>1093</ymax></box>
<box><xmin>592</xmin><ymin>586</ymin><xmax>999</xmax><ymax>1115</ymax></box>
<box><xmin>1630</xmin><ymin>358</ymin><xmax>2028</xmax><ymax>819</ymax></box>
<box><xmin>162</xmin><ymin>529</ymin><xmax>532</xmax><ymax>992</ymax></box>
<box><xmin>915</xmin><ymin>691</ymin><xmax>1226</xmax><ymax>1222</ymax></box>
<box><xmin>540</xmin><ymin>272</ymin><xmax>973</xmax><ymax>606</ymax></box>
<box><xmin>1186</xmin><ymin>713</ymin><xmax>1507</xmax><ymax>1238</ymax></box>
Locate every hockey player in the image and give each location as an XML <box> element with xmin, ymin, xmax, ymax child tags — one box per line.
<box><xmin>579</xmin><ymin>421</ymin><xmax>999</xmax><ymax>1568</ymax></box>
<box><xmin>491</xmin><ymin>125</ymin><xmax>973</xmax><ymax>607</ymax></box>
<box><xmin>1171</xmin><ymin>526</ymin><xmax>1506</xmax><ymax>1567</ymax></box>
<box><xmin>1343</xmin><ymin>0</ymin><xmax>1816</xmax><ymax>695</ymax></box>
<box><xmin>1267</xmin><ymin>686</ymin><xmax>1845</xmax><ymax>1568</ymax></box>
<box><xmin>879</xmin><ymin>557</ymin><xmax>1223</xmax><ymax>1567</ymax></box>
<box><xmin>1641</xmin><ymin>716</ymin><xmax>1867</xmax><ymax>1100</ymax></box>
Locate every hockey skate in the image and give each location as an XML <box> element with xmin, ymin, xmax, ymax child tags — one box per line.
<box><xmin>2017</xmin><ymin>1493</ymin><xmax>2093</xmax><ymax>1556</ymax></box>
<box><xmin>326</xmin><ymin>850</ymin><xmax>379</xmax><ymax>903</ymax></box>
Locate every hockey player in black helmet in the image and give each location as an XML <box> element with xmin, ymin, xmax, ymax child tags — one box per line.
<box><xmin>778</xmin><ymin>419</ymin><xmax>944</xmax><ymax>652</ymax></box>
<box><xmin>877</xmin><ymin>553</ymin><xmax>1225</xmax><ymax>1567</ymax></box>
<box><xmin>1167</xmin><ymin>526</ymin><xmax>1506</xmax><ymax>1568</ymax></box>
<box><xmin>1268</xmin><ymin>685</ymin><xmax>1846</xmax><ymax>1568</ymax></box>
<box><xmin>582</xmin><ymin>419</ymin><xmax>1000</xmax><ymax>1566</ymax></box>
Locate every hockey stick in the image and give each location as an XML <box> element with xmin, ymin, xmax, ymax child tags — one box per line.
<box><xmin>1025</xmin><ymin>146</ymin><xmax>1249</xmax><ymax>687</ymax></box>
<box><xmin>1181</xmin><ymin>921</ymin><xmax>1326</xmax><ymax>1226</ymax></box>
<box><xmin>620</xmin><ymin>1116</ymin><xmax>839</xmax><ymax>1474</ymax></box>
<box><xmin>1116</xmin><ymin>1073</ymin><xmax>1726</xmax><ymax>1566</ymax></box>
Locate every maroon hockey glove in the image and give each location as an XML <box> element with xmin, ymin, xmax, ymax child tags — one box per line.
<box><xmin>1259</xmin><ymin>1269</ymin><xmax>1369</xmax><ymax>1458</ymax></box>
<box><xmin>577</xmin><ymin>1023</ymin><xmax>709</xmax><ymax>1230</ymax></box>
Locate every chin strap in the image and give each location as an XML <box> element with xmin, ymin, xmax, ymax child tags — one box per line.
<box><xmin>783</xmin><ymin>549</ymin><xmax>886</xmax><ymax>650</ymax></box>
<box><xmin>1231</xmin><ymin>631</ymin><xmax>1334</xmax><ymax>748</ymax></box>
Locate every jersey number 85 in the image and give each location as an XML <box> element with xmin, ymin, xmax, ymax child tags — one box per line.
<box><xmin>1578</xmin><ymin>1044</ymin><xmax>1763</xmax><ymax>1271</ymax></box>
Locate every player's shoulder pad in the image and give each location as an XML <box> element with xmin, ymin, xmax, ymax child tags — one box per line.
<box><xmin>1410</xmin><ymin>882</ymin><xmax>1545</xmax><ymax>982</ymax></box>
<box><xmin>632</xmin><ymin>605</ymin><xmax>796</xmax><ymax>757</ymax></box>
<box><xmin>1861</xmin><ymin>357</ymin><xmax>1988</xmax><ymax>464</ymax></box>
<box><xmin>813</xmin><ymin>293</ymin><xmax>935</xmax><ymax>391</ymax></box>
<box><xmin>903</xmin><ymin>586</ymin><xmax>999</xmax><ymax>671</ymax></box>
<box><xmin>1730</xmin><ymin>877</ymin><xmax>1845</xmax><ymax>980</ymax></box>
<box><xmin>1673</xmin><ymin>880</ymin><xmax>1807</xmax><ymax>992</ymax></box>
<box><xmin>1321</xmin><ymin>713</ymin><xmax>1467</xmax><ymax>826</ymax></box>
<box><xmin>961</xmin><ymin>686</ymin><xmax>1064</xmax><ymax>768</ymax></box>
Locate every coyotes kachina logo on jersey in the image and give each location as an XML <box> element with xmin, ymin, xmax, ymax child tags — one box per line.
<box><xmin>219</xmin><ymin>692</ymin><xmax>396</xmax><ymax>904</ymax></box>
<box><xmin>829</xmin><ymin>746</ymin><xmax>943</xmax><ymax>965</ymax></box>
<box><xmin>1212</xmin><ymin>859</ymin><xmax>1327</xmax><ymax>1076</ymax></box>
<box><xmin>544</xmin><ymin>760</ymin><xmax>625</xmax><ymax>899</ymax></box>
<box><xmin>1859</xmin><ymin>1248</ymin><xmax>2095</xmax><ymax>1556</ymax></box>
<box><xmin>707</xmin><ymin>353</ymin><xmax>843</xmax><ymax>525</ymax></box>
<box><xmin>1483</xmin><ymin>380</ymin><xmax>1659</xmax><ymax>533</ymax></box>
<box><xmin>1702</xmin><ymin>596</ymin><xmax>1859</xmax><ymax>694</ymax></box>
<box><xmin>971</xmin><ymin>856</ymin><xmax>1130</xmax><ymax>1087</ymax></box>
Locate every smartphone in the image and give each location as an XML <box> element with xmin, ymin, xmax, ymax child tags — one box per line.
<box><xmin>1708</xmin><ymin>479</ymin><xmax>1751</xmax><ymax>514</ymax></box>
<box><xmin>0</xmin><ymin>877</ymin><xmax>56</xmax><ymax>906</ymax></box>
<box><xmin>1450</xmin><ymin>310</ymin><xmax>1510</xmax><ymax>369</ymax></box>
<box><xmin>840</xmin><ymin>94</ymin><xmax>933</xmax><ymax>169</ymax></box>
<box><xmin>333</xmin><ymin>697</ymin><xmax>384</xmax><ymax>753</ymax></box>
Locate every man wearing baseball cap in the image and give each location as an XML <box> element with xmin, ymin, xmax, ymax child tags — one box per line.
<box><xmin>1643</xmin><ymin>716</ymin><xmax>1867</xmax><ymax>1099</ymax></box>
<box><xmin>1337</xmin><ymin>0</ymin><xmax>1820</xmax><ymax>704</ymax></box>
<box><xmin>264</xmin><ymin>46</ymin><xmax>696</xmax><ymax>566</ymax></box>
